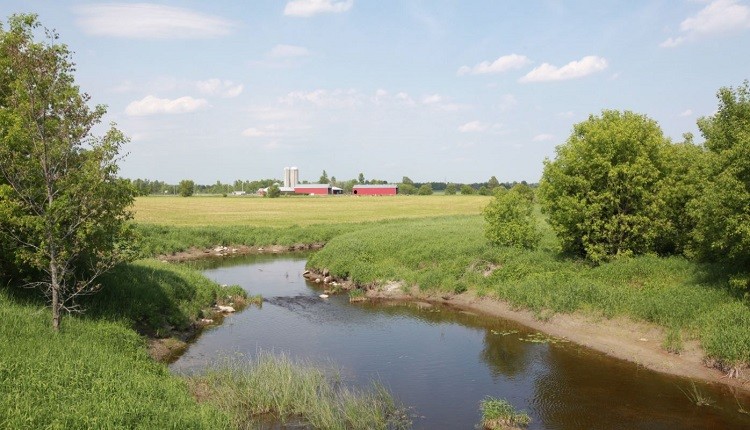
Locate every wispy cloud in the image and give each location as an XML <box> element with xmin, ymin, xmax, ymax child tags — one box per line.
<box><xmin>520</xmin><ymin>56</ymin><xmax>608</xmax><ymax>83</ymax></box>
<box><xmin>284</xmin><ymin>0</ymin><xmax>353</xmax><ymax>17</ymax></box>
<box><xmin>679</xmin><ymin>109</ymin><xmax>694</xmax><ymax>117</ymax></box>
<box><xmin>661</xmin><ymin>0</ymin><xmax>750</xmax><ymax>47</ymax></box>
<box><xmin>270</xmin><ymin>44</ymin><xmax>311</xmax><ymax>58</ymax></box>
<box><xmin>125</xmin><ymin>95</ymin><xmax>208</xmax><ymax>116</ymax></box>
<box><xmin>241</xmin><ymin>125</ymin><xmax>281</xmax><ymax>138</ymax></box>
<box><xmin>280</xmin><ymin>89</ymin><xmax>362</xmax><ymax>108</ymax></box>
<box><xmin>532</xmin><ymin>133</ymin><xmax>555</xmax><ymax>142</ymax></box>
<box><xmin>457</xmin><ymin>54</ymin><xmax>531</xmax><ymax>76</ymax></box>
<box><xmin>196</xmin><ymin>79</ymin><xmax>244</xmax><ymax>98</ymax></box>
<box><xmin>75</xmin><ymin>3</ymin><xmax>234</xmax><ymax>39</ymax></box>
<box><xmin>458</xmin><ymin>121</ymin><xmax>488</xmax><ymax>133</ymax></box>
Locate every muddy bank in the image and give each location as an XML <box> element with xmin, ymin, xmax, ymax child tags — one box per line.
<box><xmin>158</xmin><ymin>243</ymin><xmax>325</xmax><ymax>263</ymax></box>
<box><xmin>304</xmin><ymin>269</ymin><xmax>750</xmax><ymax>393</ymax></box>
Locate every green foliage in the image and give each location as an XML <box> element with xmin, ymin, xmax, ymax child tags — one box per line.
<box><xmin>478</xmin><ymin>186</ymin><xmax>492</xmax><ymax>196</ymax></box>
<box><xmin>418</xmin><ymin>184</ymin><xmax>433</xmax><ymax>195</ymax></box>
<box><xmin>487</xmin><ymin>176</ymin><xmax>500</xmax><ymax>189</ymax></box>
<box><xmin>187</xmin><ymin>352</ymin><xmax>410</xmax><ymax>430</ymax></box>
<box><xmin>266</xmin><ymin>183</ymin><xmax>281</xmax><ymax>198</ymax></box>
<box><xmin>690</xmin><ymin>81</ymin><xmax>750</xmax><ymax>269</ymax></box>
<box><xmin>401</xmin><ymin>176</ymin><xmax>414</xmax><ymax>185</ymax></box>
<box><xmin>444</xmin><ymin>183</ymin><xmax>457</xmax><ymax>195</ymax></box>
<box><xmin>461</xmin><ymin>184</ymin><xmax>476</xmax><ymax>195</ymax></box>
<box><xmin>178</xmin><ymin>179</ymin><xmax>195</xmax><ymax>197</ymax></box>
<box><xmin>483</xmin><ymin>189</ymin><xmax>540</xmax><ymax>249</ymax></box>
<box><xmin>399</xmin><ymin>183</ymin><xmax>418</xmax><ymax>195</ymax></box>
<box><xmin>0</xmin><ymin>14</ymin><xmax>135</xmax><ymax>329</ymax></box>
<box><xmin>319</xmin><ymin>170</ymin><xmax>330</xmax><ymax>184</ymax></box>
<box><xmin>0</xmin><ymin>290</ymin><xmax>231</xmax><ymax>428</ymax></box>
<box><xmin>480</xmin><ymin>397</ymin><xmax>530</xmax><ymax>429</ymax></box>
<box><xmin>539</xmin><ymin>110</ymin><xmax>669</xmax><ymax>263</ymax></box>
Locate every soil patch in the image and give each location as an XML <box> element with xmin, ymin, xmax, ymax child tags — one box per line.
<box><xmin>158</xmin><ymin>243</ymin><xmax>325</xmax><ymax>263</ymax></box>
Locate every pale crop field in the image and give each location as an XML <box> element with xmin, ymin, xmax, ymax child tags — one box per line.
<box><xmin>131</xmin><ymin>195</ymin><xmax>491</xmax><ymax>227</ymax></box>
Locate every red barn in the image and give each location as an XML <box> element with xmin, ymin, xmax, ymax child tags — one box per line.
<box><xmin>352</xmin><ymin>184</ymin><xmax>398</xmax><ymax>196</ymax></box>
<box><xmin>294</xmin><ymin>184</ymin><xmax>332</xmax><ymax>195</ymax></box>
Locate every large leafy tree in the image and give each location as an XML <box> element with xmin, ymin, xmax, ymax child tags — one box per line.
<box><xmin>0</xmin><ymin>14</ymin><xmax>135</xmax><ymax>330</ymax></box>
<box><xmin>538</xmin><ymin>110</ymin><xmax>669</xmax><ymax>262</ymax></box>
<box><xmin>689</xmin><ymin>82</ymin><xmax>750</xmax><ymax>268</ymax></box>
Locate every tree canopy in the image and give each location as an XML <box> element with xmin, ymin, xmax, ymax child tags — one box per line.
<box><xmin>0</xmin><ymin>14</ymin><xmax>135</xmax><ymax>330</ymax></box>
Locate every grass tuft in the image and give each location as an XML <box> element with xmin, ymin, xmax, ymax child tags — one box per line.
<box><xmin>480</xmin><ymin>397</ymin><xmax>531</xmax><ymax>429</ymax></box>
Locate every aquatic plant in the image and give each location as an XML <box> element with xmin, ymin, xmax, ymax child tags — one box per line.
<box><xmin>349</xmin><ymin>288</ymin><xmax>366</xmax><ymax>303</ymax></box>
<box><xmin>480</xmin><ymin>397</ymin><xmax>530</xmax><ymax>429</ymax></box>
<box><xmin>679</xmin><ymin>381</ymin><xmax>715</xmax><ymax>407</ymax></box>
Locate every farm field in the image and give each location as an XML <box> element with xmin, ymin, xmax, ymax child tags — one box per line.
<box><xmin>131</xmin><ymin>195</ymin><xmax>491</xmax><ymax>227</ymax></box>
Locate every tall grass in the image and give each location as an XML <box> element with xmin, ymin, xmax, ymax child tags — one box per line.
<box><xmin>479</xmin><ymin>397</ymin><xmax>530</xmax><ymax>429</ymax></box>
<box><xmin>185</xmin><ymin>352</ymin><xmax>410</xmax><ymax>430</ymax></box>
<box><xmin>0</xmin><ymin>290</ymin><xmax>231</xmax><ymax>429</ymax></box>
<box><xmin>307</xmin><ymin>213</ymin><xmax>750</xmax><ymax>367</ymax></box>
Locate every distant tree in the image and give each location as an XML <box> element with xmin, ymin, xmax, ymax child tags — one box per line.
<box><xmin>484</xmin><ymin>188</ymin><xmax>540</xmax><ymax>249</ymax></box>
<box><xmin>266</xmin><ymin>184</ymin><xmax>281</xmax><ymax>198</ymax></box>
<box><xmin>399</xmin><ymin>183</ymin><xmax>418</xmax><ymax>195</ymax></box>
<box><xmin>460</xmin><ymin>185</ymin><xmax>476</xmax><ymax>195</ymax></box>
<box><xmin>319</xmin><ymin>170</ymin><xmax>329</xmax><ymax>184</ymax></box>
<box><xmin>418</xmin><ymin>184</ymin><xmax>433</xmax><ymax>195</ymax></box>
<box><xmin>487</xmin><ymin>176</ymin><xmax>500</xmax><ymax>189</ymax></box>
<box><xmin>402</xmin><ymin>176</ymin><xmax>414</xmax><ymax>185</ymax></box>
<box><xmin>358</xmin><ymin>173</ymin><xmax>365</xmax><ymax>184</ymax></box>
<box><xmin>539</xmin><ymin>110</ymin><xmax>669</xmax><ymax>262</ymax></box>
<box><xmin>478</xmin><ymin>186</ymin><xmax>492</xmax><ymax>196</ymax></box>
<box><xmin>330</xmin><ymin>175</ymin><xmax>337</xmax><ymax>185</ymax></box>
<box><xmin>179</xmin><ymin>179</ymin><xmax>195</xmax><ymax>197</ymax></box>
<box><xmin>444</xmin><ymin>183</ymin><xmax>457</xmax><ymax>195</ymax></box>
<box><xmin>0</xmin><ymin>14</ymin><xmax>135</xmax><ymax>330</ymax></box>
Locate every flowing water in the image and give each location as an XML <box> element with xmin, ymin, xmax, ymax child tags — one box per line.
<box><xmin>172</xmin><ymin>253</ymin><xmax>750</xmax><ymax>429</ymax></box>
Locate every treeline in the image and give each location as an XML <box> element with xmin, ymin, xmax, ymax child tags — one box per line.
<box><xmin>488</xmin><ymin>81</ymin><xmax>750</xmax><ymax>295</ymax></box>
<box><xmin>129</xmin><ymin>178</ymin><xmax>279</xmax><ymax>196</ymax></box>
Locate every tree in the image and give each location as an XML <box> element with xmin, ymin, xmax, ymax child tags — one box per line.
<box><xmin>418</xmin><ymin>184</ymin><xmax>433</xmax><ymax>195</ymax></box>
<box><xmin>478</xmin><ymin>186</ymin><xmax>491</xmax><ymax>196</ymax></box>
<box><xmin>179</xmin><ymin>179</ymin><xmax>195</xmax><ymax>197</ymax></box>
<box><xmin>538</xmin><ymin>110</ymin><xmax>669</xmax><ymax>262</ymax></box>
<box><xmin>399</xmin><ymin>183</ymin><xmax>417</xmax><ymax>195</ymax></box>
<box><xmin>444</xmin><ymin>183</ymin><xmax>457</xmax><ymax>195</ymax></box>
<box><xmin>401</xmin><ymin>176</ymin><xmax>414</xmax><ymax>185</ymax></box>
<box><xmin>689</xmin><ymin>81</ymin><xmax>750</xmax><ymax>269</ymax></box>
<box><xmin>460</xmin><ymin>185</ymin><xmax>476</xmax><ymax>195</ymax></box>
<box><xmin>487</xmin><ymin>176</ymin><xmax>500</xmax><ymax>189</ymax></box>
<box><xmin>484</xmin><ymin>188</ymin><xmax>540</xmax><ymax>249</ymax></box>
<box><xmin>0</xmin><ymin>14</ymin><xmax>135</xmax><ymax>330</ymax></box>
<box><xmin>319</xmin><ymin>170</ymin><xmax>329</xmax><ymax>184</ymax></box>
<box><xmin>358</xmin><ymin>173</ymin><xmax>365</xmax><ymax>184</ymax></box>
<box><xmin>266</xmin><ymin>183</ymin><xmax>281</xmax><ymax>198</ymax></box>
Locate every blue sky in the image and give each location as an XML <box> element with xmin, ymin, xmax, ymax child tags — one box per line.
<box><xmin>3</xmin><ymin>1</ymin><xmax>749</xmax><ymax>184</ymax></box>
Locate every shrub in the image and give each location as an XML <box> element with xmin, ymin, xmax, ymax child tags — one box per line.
<box><xmin>483</xmin><ymin>190</ymin><xmax>540</xmax><ymax>249</ymax></box>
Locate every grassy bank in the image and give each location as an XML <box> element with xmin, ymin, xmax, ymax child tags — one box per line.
<box><xmin>306</xmin><ymin>214</ymin><xmax>750</xmax><ymax>369</ymax></box>
<box><xmin>2</xmin><ymin>258</ymin><xmax>409</xmax><ymax>428</ymax></box>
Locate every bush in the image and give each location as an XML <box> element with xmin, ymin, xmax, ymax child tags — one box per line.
<box><xmin>460</xmin><ymin>185</ymin><xmax>476</xmax><ymax>195</ymax></box>
<box><xmin>444</xmin><ymin>184</ymin><xmax>457</xmax><ymax>195</ymax></box>
<box><xmin>483</xmin><ymin>190</ymin><xmax>540</xmax><ymax>249</ymax></box>
<box><xmin>418</xmin><ymin>184</ymin><xmax>433</xmax><ymax>195</ymax></box>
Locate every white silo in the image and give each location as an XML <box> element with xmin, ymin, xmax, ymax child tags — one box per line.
<box><xmin>283</xmin><ymin>167</ymin><xmax>291</xmax><ymax>188</ymax></box>
<box><xmin>290</xmin><ymin>167</ymin><xmax>299</xmax><ymax>187</ymax></box>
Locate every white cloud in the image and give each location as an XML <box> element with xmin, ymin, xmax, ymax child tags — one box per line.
<box><xmin>74</xmin><ymin>3</ymin><xmax>234</xmax><ymax>39</ymax></box>
<box><xmin>519</xmin><ymin>56</ymin><xmax>608</xmax><ymax>83</ymax></box>
<box><xmin>125</xmin><ymin>95</ymin><xmax>208</xmax><ymax>116</ymax></box>
<box><xmin>457</xmin><ymin>54</ymin><xmax>531</xmax><ymax>76</ymax></box>
<box><xmin>284</xmin><ymin>0</ymin><xmax>353</xmax><ymax>17</ymax></box>
<box><xmin>661</xmin><ymin>0</ymin><xmax>750</xmax><ymax>47</ymax></box>
<box><xmin>557</xmin><ymin>111</ymin><xmax>575</xmax><ymax>118</ymax></box>
<box><xmin>196</xmin><ymin>79</ymin><xmax>244</xmax><ymax>98</ymax></box>
<box><xmin>680</xmin><ymin>109</ymin><xmax>694</xmax><ymax>117</ymax></box>
<box><xmin>241</xmin><ymin>125</ymin><xmax>281</xmax><ymax>137</ymax></box>
<box><xmin>497</xmin><ymin>94</ymin><xmax>518</xmax><ymax>111</ymax></box>
<box><xmin>280</xmin><ymin>89</ymin><xmax>362</xmax><ymax>108</ymax></box>
<box><xmin>395</xmin><ymin>92</ymin><xmax>416</xmax><ymax>106</ymax></box>
<box><xmin>422</xmin><ymin>94</ymin><xmax>443</xmax><ymax>105</ymax></box>
<box><xmin>532</xmin><ymin>133</ymin><xmax>555</xmax><ymax>142</ymax></box>
<box><xmin>270</xmin><ymin>44</ymin><xmax>311</xmax><ymax>58</ymax></box>
<box><xmin>458</xmin><ymin>121</ymin><xmax>488</xmax><ymax>133</ymax></box>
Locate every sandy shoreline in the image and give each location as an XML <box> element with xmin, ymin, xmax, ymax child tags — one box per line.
<box><xmin>362</xmin><ymin>282</ymin><xmax>750</xmax><ymax>393</ymax></box>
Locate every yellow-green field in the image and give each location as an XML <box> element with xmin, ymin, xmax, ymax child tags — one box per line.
<box><xmin>132</xmin><ymin>195</ymin><xmax>492</xmax><ymax>227</ymax></box>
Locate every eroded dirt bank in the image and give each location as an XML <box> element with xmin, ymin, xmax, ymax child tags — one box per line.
<box><xmin>303</xmin><ymin>269</ymin><xmax>750</xmax><ymax>394</ymax></box>
<box><xmin>158</xmin><ymin>243</ymin><xmax>325</xmax><ymax>263</ymax></box>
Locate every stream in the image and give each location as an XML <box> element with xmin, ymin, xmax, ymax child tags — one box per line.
<box><xmin>171</xmin><ymin>253</ymin><xmax>750</xmax><ymax>429</ymax></box>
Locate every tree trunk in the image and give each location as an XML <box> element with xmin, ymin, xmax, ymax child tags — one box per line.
<box><xmin>50</xmin><ymin>259</ymin><xmax>60</xmax><ymax>331</ymax></box>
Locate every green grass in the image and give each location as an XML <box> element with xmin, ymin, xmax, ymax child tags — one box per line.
<box><xmin>132</xmin><ymin>195</ymin><xmax>490</xmax><ymax>227</ymax></box>
<box><xmin>0</xmin><ymin>289</ymin><xmax>232</xmax><ymax>429</ymax></box>
<box><xmin>480</xmin><ymin>397</ymin><xmax>530</xmax><ymax>429</ymax></box>
<box><xmin>185</xmin><ymin>352</ymin><xmax>410</xmax><ymax>430</ymax></box>
<box><xmin>306</xmin><ymin>212</ymin><xmax>750</xmax><ymax>368</ymax></box>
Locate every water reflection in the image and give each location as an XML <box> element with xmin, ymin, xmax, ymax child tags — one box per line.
<box><xmin>173</xmin><ymin>254</ymin><xmax>750</xmax><ymax>430</ymax></box>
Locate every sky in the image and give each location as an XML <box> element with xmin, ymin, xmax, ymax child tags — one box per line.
<box><xmin>2</xmin><ymin>0</ymin><xmax>750</xmax><ymax>184</ymax></box>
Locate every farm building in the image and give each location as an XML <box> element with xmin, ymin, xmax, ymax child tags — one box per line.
<box><xmin>294</xmin><ymin>184</ymin><xmax>333</xmax><ymax>195</ymax></box>
<box><xmin>353</xmin><ymin>184</ymin><xmax>398</xmax><ymax>196</ymax></box>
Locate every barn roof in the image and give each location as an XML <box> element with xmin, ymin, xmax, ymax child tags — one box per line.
<box><xmin>352</xmin><ymin>184</ymin><xmax>398</xmax><ymax>188</ymax></box>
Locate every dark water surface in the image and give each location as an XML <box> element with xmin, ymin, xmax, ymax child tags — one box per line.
<box><xmin>171</xmin><ymin>254</ymin><xmax>750</xmax><ymax>429</ymax></box>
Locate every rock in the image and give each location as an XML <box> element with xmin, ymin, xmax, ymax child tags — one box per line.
<box><xmin>323</xmin><ymin>276</ymin><xmax>333</xmax><ymax>284</ymax></box>
<box><xmin>319</xmin><ymin>294</ymin><xmax>329</xmax><ymax>299</ymax></box>
<box><xmin>314</xmin><ymin>278</ymin><xmax>322</xmax><ymax>283</ymax></box>
<box><xmin>322</xmin><ymin>268</ymin><xmax>330</xmax><ymax>277</ymax></box>
<box><xmin>303</xmin><ymin>270</ymin><xmax>310</xmax><ymax>276</ymax></box>
<box><xmin>200</xmin><ymin>318</ymin><xmax>214</xmax><ymax>324</ymax></box>
<box><xmin>217</xmin><ymin>305</ymin><xmax>235</xmax><ymax>313</ymax></box>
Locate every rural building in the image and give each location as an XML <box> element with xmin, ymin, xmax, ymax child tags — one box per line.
<box><xmin>352</xmin><ymin>184</ymin><xmax>398</xmax><ymax>196</ymax></box>
<box><xmin>294</xmin><ymin>184</ymin><xmax>333</xmax><ymax>195</ymax></box>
